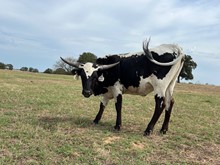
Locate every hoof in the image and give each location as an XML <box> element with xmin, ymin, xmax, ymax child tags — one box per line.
<box><xmin>160</xmin><ymin>129</ymin><xmax>168</xmax><ymax>135</ymax></box>
<box><xmin>93</xmin><ymin>120</ymin><xmax>99</xmax><ymax>124</ymax></box>
<box><xmin>143</xmin><ymin>130</ymin><xmax>152</xmax><ymax>136</ymax></box>
<box><xmin>114</xmin><ymin>125</ymin><xmax>121</xmax><ymax>131</ymax></box>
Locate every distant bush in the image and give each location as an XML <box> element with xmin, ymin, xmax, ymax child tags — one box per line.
<box><xmin>29</xmin><ymin>67</ymin><xmax>34</xmax><ymax>72</ymax></box>
<box><xmin>5</xmin><ymin>64</ymin><xmax>13</xmax><ymax>70</ymax></box>
<box><xmin>20</xmin><ymin>67</ymin><xmax>39</xmax><ymax>73</ymax></box>
<box><xmin>0</xmin><ymin>62</ymin><xmax>13</xmax><ymax>70</ymax></box>
<box><xmin>20</xmin><ymin>67</ymin><xmax>28</xmax><ymax>71</ymax></box>
<box><xmin>53</xmin><ymin>68</ymin><xmax>67</xmax><ymax>74</ymax></box>
<box><xmin>0</xmin><ymin>62</ymin><xmax>6</xmax><ymax>69</ymax></box>
<box><xmin>32</xmin><ymin>68</ymin><xmax>39</xmax><ymax>73</ymax></box>
<box><xmin>44</xmin><ymin>68</ymin><xmax>53</xmax><ymax>74</ymax></box>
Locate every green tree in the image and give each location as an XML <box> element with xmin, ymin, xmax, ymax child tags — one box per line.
<box><xmin>0</xmin><ymin>62</ymin><xmax>5</xmax><ymax>69</ymax></box>
<box><xmin>29</xmin><ymin>67</ymin><xmax>34</xmax><ymax>72</ymax></box>
<box><xmin>5</xmin><ymin>64</ymin><xmax>13</xmax><ymax>70</ymax></box>
<box><xmin>32</xmin><ymin>68</ymin><xmax>39</xmax><ymax>73</ymax></box>
<box><xmin>78</xmin><ymin>52</ymin><xmax>97</xmax><ymax>63</ymax></box>
<box><xmin>20</xmin><ymin>67</ymin><xmax>28</xmax><ymax>71</ymax></box>
<box><xmin>178</xmin><ymin>55</ymin><xmax>197</xmax><ymax>83</ymax></box>
<box><xmin>44</xmin><ymin>68</ymin><xmax>53</xmax><ymax>74</ymax></box>
<box><xmin>53</xmin><ymin>68</ymin><xmax>67</xmax><ymax>74</ymax></box>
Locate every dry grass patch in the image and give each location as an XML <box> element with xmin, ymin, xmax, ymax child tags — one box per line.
<box><xmin>103</xmin><ymin>136</ymin><xmax>122</xmax><ymax>145</ymax></box>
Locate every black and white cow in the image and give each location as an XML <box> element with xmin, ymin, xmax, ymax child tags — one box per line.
<box><xmin>61</xmin><ymin>39</ymin><xmax>185</xmax><ymax>136</ymax></box>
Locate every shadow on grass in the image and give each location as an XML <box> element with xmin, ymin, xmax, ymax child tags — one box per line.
<box><xmin>37</xmin><ymin>115</ymin><xmax>115</xmax><ymax>133</ymax></box>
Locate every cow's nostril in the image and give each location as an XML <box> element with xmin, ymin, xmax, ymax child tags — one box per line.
<box><xmin>82</xmin><ymin>90</ymin><xmax>92</xmax><ymax>98</ymax></box>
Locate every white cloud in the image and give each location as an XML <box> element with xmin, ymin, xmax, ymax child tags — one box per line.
<box><xmin>0</xmin><ymin>0</ymin><xmax>220</xmax><ymax>84</ymax></box>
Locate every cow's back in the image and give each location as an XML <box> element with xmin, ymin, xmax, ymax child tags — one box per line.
<box><xmin>119</xmin><ymin>53</ymin><xmax>175</xmax><ymax>88</ymax></box>
<box><xmin>95</xmin><ymin>51</ymin><xmax>177</xmax><ymax>95</ymax></box>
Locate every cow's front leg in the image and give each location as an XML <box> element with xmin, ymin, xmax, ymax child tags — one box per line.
<box><xmin>144</xmin><ymin>94</ymin><xmax>165</xmax><ymax>136</ymax></box>
<box><xmin>93</xmin><ymin>102</ymin><xmax>105</xmax><ymax>124</ymax></box>
<box><xmin>93</xmin><ymin>97</ymin><xmax>109</xmax><ymax>124</ymax></box>
<box><xmin>114</xmin><ymin>94</ymin><xmax>122</xmax><ymax>130</ymax></box>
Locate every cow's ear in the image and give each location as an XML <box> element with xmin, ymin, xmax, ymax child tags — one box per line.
<box><xmin>71</xmin><ymin>68</ymin><xmax>81</xmax><ymax>76</ymax></box>
<box><xmin>98</xmin><ymin>74</ymin><xmax>105</xmax><ymax>82</ymax></box>
<box><xmin>71</xmin><ymin>68</ymin><xmax>81</xmax><ymax>80</ymax></box>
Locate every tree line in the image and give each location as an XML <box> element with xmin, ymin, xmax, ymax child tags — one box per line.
<box><xmin>0</xmin><ymin>62</ymin><xmax>13</xmax><ymax>70</ymax></box>
<box><xmin>0</xmin><ymin>62</ymin><xmax>39</xmax><ymax>73</ymax></box>
<box><xmin>0</xmin><ymin>52</ymin><xmax>95</xmax><ymax>74</ymax></box>
<box><xmin>0</xmin><ymin>52</ymin><xmax>197</xmax><ymax>83</ymax></box>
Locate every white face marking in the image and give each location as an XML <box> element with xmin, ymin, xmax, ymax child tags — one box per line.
<box><xmin>79</xmin><ymin>63</ymin><xmax>98</xmax><ymax>78</ymax></box>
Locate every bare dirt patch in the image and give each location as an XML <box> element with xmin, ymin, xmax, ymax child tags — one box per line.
<box><xmin>103</xmin><ymin>136</ymin><xmax>121</xmax><ymax>145</ymax></box>
<box><xmin>132</xmin><ymin>141</ymin><xmax>145</xmax><ymax>150</ymax></box>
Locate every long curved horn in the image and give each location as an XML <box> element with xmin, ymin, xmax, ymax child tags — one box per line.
<box><xmin>143</xmin><ymin>38</ymin><xmax>183</xmax><ymax>66</ymax></box>
<box><xmin>98</xmin><ymin>62</ymin><xmax>119</xmax><ymax>71</ymax></box>
<box><xmin>60</xmin><ymin>57</ymin><xmax>80</xmax><ymax>68</ymax></box>
<box><xmin>143</xmin><ymin>37</ymin><xmax>154</xmax><ymax>60</ymax></box>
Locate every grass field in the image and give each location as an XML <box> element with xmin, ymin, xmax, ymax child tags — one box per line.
<box><xmin>0</xmin><ymin>70</ymin><xmax>220</xmax><ymax>164</ymax></box>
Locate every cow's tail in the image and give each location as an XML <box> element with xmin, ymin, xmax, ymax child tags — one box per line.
<box><xmin>143</xmin><ymin>39</ymin><xmax>185</xmax><ymax>66</ymax></box>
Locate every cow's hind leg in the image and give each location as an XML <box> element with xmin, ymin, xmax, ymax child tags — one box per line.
<box><xmin>160</xmin><ymin>81</ymin><xmax>176</xmax><ymax>134</ymax></box>
<box><xmin>93</xmin><ymin>97</ymin><xmax>110</xmax><ymax>124</ymax></box>
<box><xmin>160</xmin><ymin>98</ymin><xmax>174</xmax><ymax>134</ymax></box>
<box><xmin>144</xmin><ymin>94</ymin><xmax>165</xmax><ymax>136</ymax></box>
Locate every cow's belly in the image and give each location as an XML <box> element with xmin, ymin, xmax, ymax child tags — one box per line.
<box><xmin>125</xmin><ymin>82</ymin><xmax>153</xmax><ymax>96</ymax></box>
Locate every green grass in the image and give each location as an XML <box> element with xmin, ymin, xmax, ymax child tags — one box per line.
<box><xmin>0</xmin><ymin>70</ymin><xmax>220</xmax><ymax>164</ymax></box>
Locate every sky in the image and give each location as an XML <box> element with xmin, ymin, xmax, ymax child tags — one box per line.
<box><xmin>0</xmin><ymin>0</ymin><xmax>220</xmax><ymax>85</ymax></box>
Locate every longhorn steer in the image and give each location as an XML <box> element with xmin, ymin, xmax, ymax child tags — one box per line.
<box><xmin>61</xmin><ymin>39</ymin><xmax>185</xmax><ymax>136</ymax></box>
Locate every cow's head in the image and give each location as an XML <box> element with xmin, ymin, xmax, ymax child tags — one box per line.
<box><xmin>60</xmin><ymin>57</ymin><xmax>119</xmax><ymax>98</ymax></box>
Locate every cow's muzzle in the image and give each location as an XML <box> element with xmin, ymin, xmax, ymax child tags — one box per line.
<box><xmin>82</xmin><ymin>90</ymin><xmax>93</xmax><ymax>98</ymax></box>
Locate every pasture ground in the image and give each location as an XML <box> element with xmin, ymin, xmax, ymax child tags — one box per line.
<box><xmin>0</xmin><ymin>70</ymin><xmax>220</xmax><ymax>164</ymax></box>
